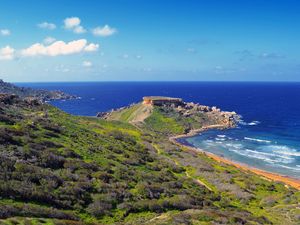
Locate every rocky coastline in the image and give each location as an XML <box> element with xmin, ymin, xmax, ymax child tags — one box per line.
<box><xmin>0</xmin><ymin>79</ymin><xmax>77</xmax><ymax>101</ymax></box>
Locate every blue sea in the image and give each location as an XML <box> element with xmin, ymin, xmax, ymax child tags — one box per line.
<box><xmin>18</xmin><ymin>82</ymin><xmax>300</xmax><ymax>178</ymax></box>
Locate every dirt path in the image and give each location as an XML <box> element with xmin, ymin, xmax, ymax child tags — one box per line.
<box><xmin>152</xmin><ymin>143</ymin><xmax>213</xmax><ymax>191</ymax></box>
<box><xmin>129</xmin><ymin>104</ymin><xmax>153</xmax><ymax>124</ymax></box>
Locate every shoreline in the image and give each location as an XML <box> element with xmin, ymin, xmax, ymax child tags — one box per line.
<box><xmin>169</xmin><ymin>125</ymin><xmax>300</xmax><ymax>190</ymax></box>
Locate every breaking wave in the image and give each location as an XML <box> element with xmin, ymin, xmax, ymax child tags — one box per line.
<box><xmin>263</xmin><ymin>145</ymin><xmax>300</xmax><ymax>157</ymax></box>
<box><xmin>215</xmin><ymin>137</ymin><xmax>226</xmax><ymax>141</ymax></box>
<box><xmin>277</xmin><ymin>164</ymin><xmax>300</xmax><ymax>171</ymax></box>
<box><xmin>217</xmin><ymin>135</ymin><xmax>226</xmax><ymax>138</ymax></box>
<box><xmin>239</xmin><ymin>120</ymin><xmax>260</xmax><ymax>126</ymax></box>
<box><xmin>244</xmin><ymin>137</ymin><xmax>271</xmax><ymax>143</ymax></box>
<box><xmin>227</xmin><ymin>147</ymin><xmax>294</xmax><ymax>164</ymax></box>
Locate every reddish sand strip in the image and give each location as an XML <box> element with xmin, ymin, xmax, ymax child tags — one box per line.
<box><xmin>170</xmin><ymin>125</ymin><xmax>300</xmax><ymax>190</ymax></box>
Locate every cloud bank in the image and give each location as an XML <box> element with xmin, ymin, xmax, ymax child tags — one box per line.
<box><xmin>0</xmin><ymin>39</ymin><xmax>98</xmax><ymax>60</ymax></box>
<box><xmin>21</xmin><ymin>39</ymin><xmax>99</xmax><ymax>57</ymax></box>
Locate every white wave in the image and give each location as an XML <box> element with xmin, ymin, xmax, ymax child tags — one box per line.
<box><xmin>275</xmin><ymin>151</ymin><xmax>300</xmax><ymax>157</ymax></box>
<box><xmin>262</xmin><ymin>145</ymin><xmax>300</xmax><ymax>156</ymax></box>
<box><xmin>244</xmin><ymin>149</ymin><xmax>293</xmax><ymax>160</ymax></box>
<box><xmin>277</xmin><ymin>164</ymin><xmax>300</xmax><ymax>171</ymax></box>
<box><xmin>217</xmin><ymin>135</ymin><xmax>226</xmax><ymax>138</ymax></box>
<box><xmin>248</xmin><ymin>121</ymin><xmax>260</xmax><ymax>126</ymax></box>
<box><xmin>227</xmin><ymin>147</ymin><xmax>294</xmax><ymax>164</ymax></box>
<box><xmin>238</xmin><ymin>121</ymin><xmax>248</xmax><ymax>125</ymax></box>
<box><xmin>202</xmin><ymin>140</ymin><xmax>215</xmax><ymax>146</ymax></box>
<box><xmin>239</xmin><ymin>120</ymin><xmax>260</xmax><ymax>126</ymax></box>
<box><xmin>244</xmin><ymin>137</ymin><xmax>271</xmax><ymax>143</ymax></box>
<box><xmin>225</xmin><ymin>143</ymin><xmax>243</xmax><ymax>149</ymax></box>
<box><xmin>215</xmin><ymin>137</ymin><xmax>226</xmax><ymax>141</ymax></box>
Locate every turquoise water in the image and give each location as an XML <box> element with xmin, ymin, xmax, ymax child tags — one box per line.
<box><xmin>179</xmin><ymin>127</ymin><xmax>300</xmax><ymax>178</ymax></box>
<box><xmin>18</xmin><ymin>82</ymin><xmax>300</xmax><ymax>178</ymax></box>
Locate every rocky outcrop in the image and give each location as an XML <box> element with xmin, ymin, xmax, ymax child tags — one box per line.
<box><xmin>96</xmin><ymin>111</ymin><xmax>110</xmax><ymax>118</ymax></box>
<box><xmin>172</xmin><ymin>101</ymin><xmax>240</xmax><ymax>128</ymax></box>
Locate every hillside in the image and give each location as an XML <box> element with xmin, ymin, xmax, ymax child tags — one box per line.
<box><xmin>102</xmin><ymin>99</ymin><xmax>239</xmax><ymax>135</ymax></box>
<box><xmin>0</xmin><ymin>79</ymin><xmax>76</xmax><ymax>101</ymax></box>
<box><xmin>0</xmin><ymin>94</ymin><xmax>299</xmax><ymax>224</ymax></box>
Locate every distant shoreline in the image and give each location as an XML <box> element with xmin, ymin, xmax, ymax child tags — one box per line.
<box><xmin>169</xmin><ymin>125</ymin><xmax>300</xmax><ymax>190</ymax></box>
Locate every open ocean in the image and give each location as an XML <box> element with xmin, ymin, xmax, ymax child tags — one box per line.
<box><xmin>18</xmin><ymin>82</ymin><xmax>300</xmax><ymax>178</ymax></box>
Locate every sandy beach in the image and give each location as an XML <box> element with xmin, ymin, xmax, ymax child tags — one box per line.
<box><xmin>170</xmin><ymin>125</ymin><xmax>300</xmax><ymax>190</ymax></box>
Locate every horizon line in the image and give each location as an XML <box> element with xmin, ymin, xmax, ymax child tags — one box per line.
<box><xmin>12</xmin><ymin>80</ymin><xmax>300</xmax><ymax>83</ymax></box>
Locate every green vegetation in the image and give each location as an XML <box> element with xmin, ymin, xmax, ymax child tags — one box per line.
<box><xmin>144</xmin><ymin>106</ymin><xmax>216</xmax><ymax>136</ymax></box>
<box><xmin>144</xmin><ymin>107</ymin><xmax>185</xmax><ymax>135</ymax></box>
<box><xmin>0</xmin><ymin>95</ymin><xmax>299</xmax><ymax>224</ymax></box>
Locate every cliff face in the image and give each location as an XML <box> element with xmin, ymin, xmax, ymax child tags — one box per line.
<box><xmin>0</xmin><ymin>79</ymin><xmax>76</xmax><ymax>101</ymax></box>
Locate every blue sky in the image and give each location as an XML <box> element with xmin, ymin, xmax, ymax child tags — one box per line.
<box><xmin>0</xmin><ymin>0</ymin><xmax>300</xmax><ymax>82</ymax></box>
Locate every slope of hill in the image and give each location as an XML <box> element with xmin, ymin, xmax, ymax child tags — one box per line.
<box><xmin>0</xmin><ymin>94</ymin><xmax>299</xmax><ymax>224</ymax></box>
<box><xmin>0</xmin><ymin>79</ymin><xmax>76</xmax><ymax>101</ymax></box>
<box><xmin>102</xmin><ymin>99</ymin><xmax>239</xmax><ymax>135</ymax></box>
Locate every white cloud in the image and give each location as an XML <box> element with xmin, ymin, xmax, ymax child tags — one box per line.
<box><xmin>83</xmin><ymin>61</ymin><xmax>92</xmax><ymax>67</ymax></box>
<box><xmin>84</xmin><ymin>43</ymin><xmax>99</xmax><ymax>52</ymax></box>
<box><xmin>92</xmin><ymin>25</ymin><xmax>117</xmax><ymax>37</ymax></box>
<box><xmin>64</xmin><ymin>17</ymin><xmax>81</xmax><ymax>29</ymax></box>
<box><xmin>43</xmin><ymin>36</ymin><xmax>56</xmax><ymax>44</ymax></box>
<box><xmin>64</xmin><ymin>17</ymin><xmax>86</xmax><ymax>34</ymax></box>
<box><xmin>136</xmin><ymin>55</ymin><xmax>142</xmax><ymax>60</ymax></box>
<box><xmin>21</xmin><ymin>39</ymin><xmax>99</xmax><ymax>57</ymax></box>
<box><xmin>73</xmin><ymin>26</ymin><xmax>86</xmax><ymax>34</ymax></box>
<box><xmin>0</xmin><ymin>46</ymin><xmax>15</xmax><ymax>60</ymax></box>
<box><xmin>37</xmin><ymin>22</ymin><xmax>56</xmax><ymax>30</ymax></box>
<box><xmin>0</xmin><ymin>29</ymin><xmax>11</xmax><ymax>36</ymax></box>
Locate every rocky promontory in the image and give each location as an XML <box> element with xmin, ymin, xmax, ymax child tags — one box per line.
<box><xmin>97</xmin><ymin>96</ymin><xmax>240</xmax><ymax>132</ymax></box>
<box><xmin>0</xmin><ymin>79</ymin><xmax>77</xmax><ymax>101</ymax></box>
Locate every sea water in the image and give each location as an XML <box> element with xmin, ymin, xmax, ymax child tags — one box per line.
<box><xmin>18</xmin><ymin>82</ymin><xmax>300</xmax><ymax>178</ymax></box>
